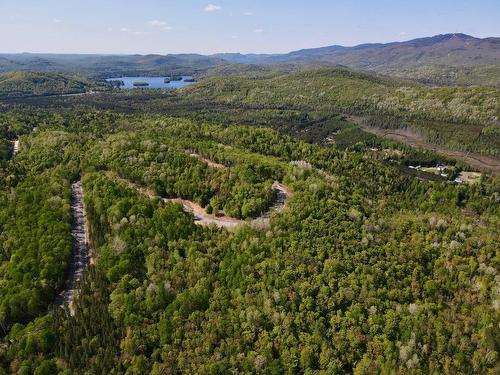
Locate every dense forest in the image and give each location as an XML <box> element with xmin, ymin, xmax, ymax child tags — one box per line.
<box><xmin>0</xmin><ymin>72</ymin><xmax>100</xmax><ymax>99</ymax></box>
<box><xmin>181</xmin><ymin>69</ymin><xmax>500</xmax><ymax>156</ymax></box>
<box><xmin>7</xmin><ymin>67</ymin><xmax>498</xmax><ymax>161</ymax></box>
<box><xmin>0</xmin><ymin>102</ymin><xmax>498</xmax><ymax>374</ymax></box>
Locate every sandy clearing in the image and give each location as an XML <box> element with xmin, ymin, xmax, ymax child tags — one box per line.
<box><xmin>459</xmin><ymin>171</ymin><xmax>482</xmax><ymax>185</ymax></box>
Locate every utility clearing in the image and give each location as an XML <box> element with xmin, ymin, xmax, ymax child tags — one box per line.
<box><xmin>358</xmin><ymin>123</ymin><xmax>500</xmax><ymax>175</ymax></box>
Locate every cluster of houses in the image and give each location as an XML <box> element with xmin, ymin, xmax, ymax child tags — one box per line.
<box><xmin>408</xmin><ymin>164</ymin><xmax>467</xmax><ymax>184</ymax></box>
<box><xmin>368</xmin><ymin>148</ymin><xmax>477</xmax><ymax>185</ymax></box>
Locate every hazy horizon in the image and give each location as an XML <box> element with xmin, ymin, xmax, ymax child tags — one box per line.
<box><xmin>0</xmin><ymin>32</ymin><xmax>498</xmax><ymax>57</ymax></box>
<box><xmin>1</xmin><ymin>0</ymin><xmax>499</xmax><ymax>55</ymax></box>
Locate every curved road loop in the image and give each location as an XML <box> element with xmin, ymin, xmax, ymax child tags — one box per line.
<box><xmin>107</xmin><ymin>172</ymin><xmax>292</xmax><ymax>230</ymax></box>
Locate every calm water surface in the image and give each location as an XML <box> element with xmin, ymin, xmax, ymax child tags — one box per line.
<box><xmin>105</xmin><ymin>76</ymin><xmax>195</xmax><ymax>89</ymax></box>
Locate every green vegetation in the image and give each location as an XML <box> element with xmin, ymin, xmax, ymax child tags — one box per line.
<box><xmin>0</xmin><ymin>55</ymin><xmax>498</xmax><ymax>374</ymax></box>
<box><xmin>0</xmin><ymin>72</ymin><xmax>91</xmax><ymax>99</ymax></box>
<box><xmin>180</xmin><ymin>68</ymin><xmax>500</xmax><ymax>157</ymax></box>
<box><xmin>0</xmin><ymin>107</ymin><xmax>498</xmax><ymax>374</ymax></box>
<box><xmin>185</xmin><ymin>68</ymin><xmax>499</xmax><ymax>125</ymax></box>
<box><xmin>93</xmin><ymin>121</ymin><xmax>285</xmax><ymax>219</ymax></box>
<box><xmin>0</xmin><ymin>171</ymin><xmax>72</xmax><ymax>327</ymax></box>
<box><xmin>387</xmin><ymin>64</ymin><xmax>500</xmax><ymax>87</ymax></box>
<box><xmin>4</xmin><ymin>67</ymin><xmax>498</xmax><ymax>166</ymax></box>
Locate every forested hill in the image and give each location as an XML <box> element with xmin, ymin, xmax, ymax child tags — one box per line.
<box><xmin>185</xmin><ymin>68</ymin><xmax>500</xmax><ymax>124</ymax></box>
<box><xmin>0</xmin><ymin>72</ymin><xmax>91</xmax><ymax>98</ymax></box>
<box><xmin>0</xmin><ymin>53</ymin><xmax>224</xmax><ymax>77</ymax></box>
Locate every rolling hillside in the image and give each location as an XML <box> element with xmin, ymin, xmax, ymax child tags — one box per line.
<box><xmin>183</xmin><ymin>68</ymin><xmax>500</xmax><ymax>157</ymax></box>
<box><xmin>185</xmin><ymin>68</ymin><xmax>500</xmax><ymax>124</ymax></box>
<box><xmin>0</xmin><ymin>72</ymin><xmax>89</xmax><ymax>98</ymax></box>
<box><xmin>0</xmin><ymin>53</ymin><xmax>225</xmax><ymax>77</ymax></box>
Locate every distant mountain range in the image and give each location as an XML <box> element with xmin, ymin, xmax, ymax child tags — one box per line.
<box><xmin>213</xmin><ymin>34</ymin><xmax>500</xmax><ymax>86</ymax></box>
<box><xmin>1</xmin><ymin>34</ymin><xmax>498</xmax><ymax>86</ymax></box>
<box><xmin>213</xmin><ymin>33</ymin><xmax>500</xmax><ymax>68</ymax></box>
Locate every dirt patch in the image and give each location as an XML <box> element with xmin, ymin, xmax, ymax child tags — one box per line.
<box><xmin>170</xmin><ymin>197</ymin><xmax>240</xmax><ymax>229</ymax></box>
<box><xmin>459</xmin><ymin>172</ymin><xmax>482</xmax><ymax>185</ymax></box>
<box><xmin>272</xmin><ymin>181</ymin><xmax>293</xmax><ymax>199</ymax></box>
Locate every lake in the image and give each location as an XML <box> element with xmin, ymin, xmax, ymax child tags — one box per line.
<box><xmin>105</xmin><ymin>76</ymin><xmax>196</xmax><ymax>90</ymax></box>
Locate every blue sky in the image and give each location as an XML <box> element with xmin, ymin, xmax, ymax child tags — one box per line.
<box><xmin>0</xmin><ymin>0</ymin><xmax>499</xmax><ymax>54</ymax></box>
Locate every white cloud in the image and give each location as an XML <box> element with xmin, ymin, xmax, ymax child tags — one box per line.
<box><xmin>205</xmin><ymin>4</ymin><xmax>222</xmax><ymax>12</ymax></box>
<box><xmin>53</xmin><ymin>18</ymin><xmax>62</xmax><ymax>24</ymax></box>
<box><xmin>253</xmin><ymin>28</ymin><xmax>264</xmax><ymax>34</ymax></box>
<box><xmin>399</xmin><ymin>31</ymin><xmax>408</xmax><ymax>36</ymax></box>
<box><xmin>243</xmin><ymin>12</ymin><xmax>254</xmax><ymax>16</ymax></box>
<box><xmin>148</xmin><ymin>20</ymin><xmax>166</xmax><ymax>27</ymax></box>
<box><xmin>147</xmin><ymin>20</ymin><xmax>173</xmax><ymax>31</ymax></box>
<box><xmin>120</xmin><ymin>27</ymin><xmax>129</xmax><ymax>32</ymax></box>
<box><xmin>133</xmin><ymin>31</ymin><xmax>151</xmax><ymax>36</ymax></box>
